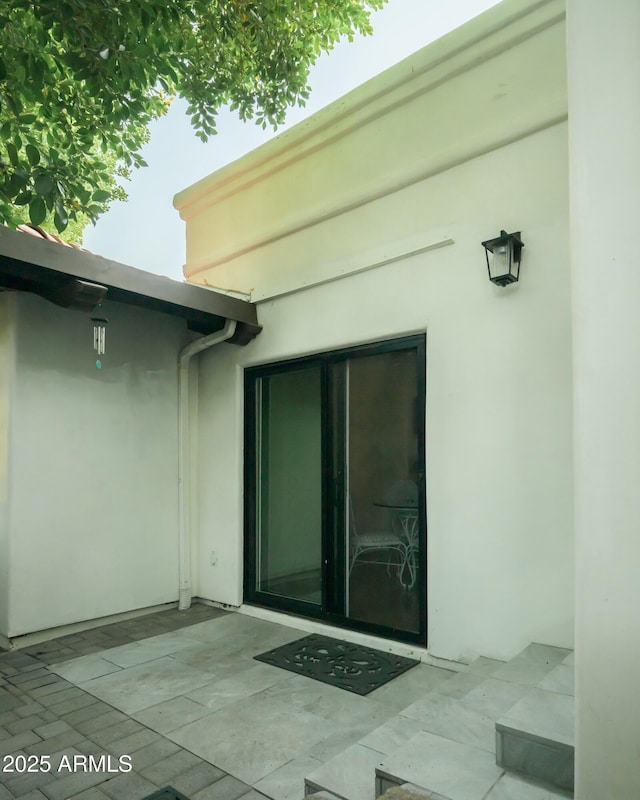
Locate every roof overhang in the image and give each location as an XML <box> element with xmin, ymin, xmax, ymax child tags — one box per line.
<box><xmin>0</xmin><ymin>225</ymin><xmax>261</xmax><ymax>345</ymax></box>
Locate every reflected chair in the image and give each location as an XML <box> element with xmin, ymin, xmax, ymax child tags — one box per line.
<box><xmin>348</xmin><ymin>481</ymin><xmax>419</xmax><ymax>589</ymax></box>
<box><xmin>386</xmin><ymin>479</ymin><xmax>419</xmax><ymax>590</ymax></box>
<box><xmin>348</xmin><ymin>495</ymin><xmax>406</xmax><ymax>579</ymax></box>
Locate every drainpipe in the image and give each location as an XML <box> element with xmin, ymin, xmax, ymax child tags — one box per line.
<box><xmin>178</xmin><ymin>318</ymin><xmax>237</xmax><ymax>611</ymax></box>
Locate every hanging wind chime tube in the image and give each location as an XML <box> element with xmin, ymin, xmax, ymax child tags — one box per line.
<box><xmin>91</xmin><ymin>317</ymin><xmax>108</xmax><ymax>355</ymax></box>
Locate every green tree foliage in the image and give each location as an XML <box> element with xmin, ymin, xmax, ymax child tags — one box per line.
<box><xmin>10</xmin><ymin>152</ymin><xmax>128</xmax><ymax>243</ymax></box>
<box><xmin>0</xmin><ymin>0</ymin><xmax>385</xmax><ymax>234</ymax></box>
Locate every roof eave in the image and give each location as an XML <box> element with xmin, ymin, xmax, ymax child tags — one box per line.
<box><xmin>0</xmin><ymin>225</ymin><xmax>261</xmax><ymax>343</ymax></box>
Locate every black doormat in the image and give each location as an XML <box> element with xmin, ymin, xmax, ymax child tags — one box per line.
<box><xmin>141</xmin><ymin>788</ymin><xmax>190</xmax><ymax>800</ymax></box>
<box><xmin>254</xmin><ymin>633</ymin><xmax>419</xmax><ymax>695</ymax></box>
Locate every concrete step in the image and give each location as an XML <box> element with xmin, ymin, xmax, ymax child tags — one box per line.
<box><xmin>306</xmin><ymin>792</ymin><xmax>346</xmax><ymax>800</ymax></box>
<box><xmin>304</xmin><ymin>743</ymin><xmax>386</xmax><ymax>800</ymax></box>
<box><xmin>381</xmin><ymin>778</ymin><xmax>571</xmax><ymax>800</ymax></box>
<box><xmin>303</xmin><ymin>644</ymin><xmax>574</xmax><ymax>800</ymax></box>
<box><xmin>375</xmin><ymin>730</ymin><xmax>502</xmax><ymax>800</ymax></box>
<box><xmin>495</xmin><ymin>688</ymin><xmax>574</xmax><ymax>793</ymax></box>
<box><xmin>484</xmin><ymin>772</ymin><xmax>572</xmax><ymax>798</ymax></box>
<box><xmin>379</xmin><ymin>783</ymin><xmax>454</xmax><ymax>800</ymax></box>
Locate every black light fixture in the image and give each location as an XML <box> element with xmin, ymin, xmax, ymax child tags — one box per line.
<box><xmin>481</xmin><ymin>230</ymin><xmax>524</xmax><ymax>287</ymax></box>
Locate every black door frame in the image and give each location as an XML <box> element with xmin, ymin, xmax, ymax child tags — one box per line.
<box><xmin>243</xmin><ymin>334</ymin><xmax>428</xmax><ymax>646</ymax></box>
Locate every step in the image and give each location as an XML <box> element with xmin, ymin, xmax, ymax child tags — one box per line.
<box><xmin>484</xmin><ymin>772</ymin><xmax>572</xmax><ymax>798</ymax></box>
<box><xmin>305</xmin><ymin>743</ymin><xmax>387</xmax><ymax>800</ymax></box>
<box><xmin>382</xmin><ymin>778</ymin><xmax>571</xmax><ymax>800</ymax></box>
<box><xmin>495</xmin><ymin>688</ymin><xmax>574</xmax><ymax>792</ymax></box>
<box><xmin>375</xmin><ymin>730</ymin><xmax>503</xmax><ymax>800</ymax></box>
<box><xmin>306</xmin><ymin>792</ymin><xmax>346</xmax><ymax>800</ymax></box>
<box><xmin>303</xmin><ymin>644</ymin><xmax>573</xmax><ymax>800</ymax></box>
<box><xmin>379</xmin><ymin>783</ymin><xmax>454</xmax><ymax>800</ymax></box>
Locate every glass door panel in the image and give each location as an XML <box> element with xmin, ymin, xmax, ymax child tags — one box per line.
<box><xmin>342</xmin><ymin>349</ymin><xmax>421</xmax><ymax>634</ymax></box>
<box><xmin>245</xmin><ymin>335</ymin><xmax>426</xmax><ymax>645</ymax></box>
<box><xmin>255</xmin><ymin>365</ymin><xmax>322</xmax><ymax>605</ymax></box>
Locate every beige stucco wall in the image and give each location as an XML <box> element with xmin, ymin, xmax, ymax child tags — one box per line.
<box><xmin>178</xmin><ymin>0</ymin><xmax>573</xmax><ymax>663</ymax></box>
<box><xmin>4</xmin><ymin>292</ymin><xmax>189</xmax><ymax>638</ymax></box>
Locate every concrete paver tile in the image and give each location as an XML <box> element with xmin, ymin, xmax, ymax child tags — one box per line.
<box><xmin>68</xmin><ymin>789</ymin><xmax>111</xmax><ymax>800</ymax></box>
<box><xmin>138</xmin><ymin>749</ymin><xmax>202</xmax><ymax>785</ymax></box>
<box><xmin>6</xmin><ymin>670</ymin><xmax>52</xmax><ymax>687</ymax></box>
<box><xmin>24</xmin><ymin>730</ymin><xmax>85</xmax><ymax>756</ymax></box>
<box><xmin>47</xmin><ymin>695</ymin><xmax>99</xmax><ymax>717</ymax></box>
<box><xmin>61</xmin><ymin>702</ymin><xmax>113</xmax><ymax>727</ymax></box>
<box><xmin>90</xmin><ymin>720</ymin><xmax>146</xmax><ymax>748</ymax></box>
<box><xmin>6</xmin><ymin>716</ymin><xmax>48</xmax><ymax>735</ymax></box>
<box><xmin>0</xmin><ymin>783</ymin><xmax>13</xmax><ymax>800</ymax></box>
<box><xmin>0</xmin><ymin>689</ymin><xmax>23</xmax><ymax>712</ymax></box>
<box><xmin>105</xmin><ymin>729</ymin><xmax>162</xmax><ymax>758</ymax></box>
<box><xmin>33</xmin><ymin>721</ymin><xmax>74</xmax><ymax>740</ymax></box>
<box><xmin>75</xmin><ymin>711</ymin><xmax>130</xmax><ymax>736</ymax></box>
<box><xmin>14</xmin><ymin>703</ymin><xmax>46</xmax><ymax>719</ymax></box>
<box><xmin>0</xmin><ymin>730</ymin><xmax>42</xmax><ymax>757</ymax></box>
<box><xmin>100</xmin><ymin>772</ymin><xmax>157</xmax><ymax>800</ymax></box>
<box><xmin>11</xmin><ymin>791</ymin><xmax>49</xmax><ymax>800</ymax></box>
<box><xmin>193</xmin><ymin>775</ymin><xmax>253</xmax><ymax>800</ymax></box>
<box><xmin>0</xmin><ymin>711</ymin><xmax>19</xmax><ymax>726</ymax></box>
<box><xmin>40</xmin><ymin>768</ymin><xmax>111</xmax><ymax>800</ymax></box>
<box><xmin>126</xmin><ymin>738</ymin><xmax>182</xmax><ymax>772</ymax></box>
<box><xmin>13</xmin><ymin>676</ymin><xmax>61</xmax><ymax>693</ymax></box>
<box><xmin>170</xmin><ymin>762</ymin><xmax>226</xmax><ymax>795</ymax></box>
<box><xmin>27</xmin><ymin>683</ymin><xmax>75</xmax><ymax>702</ymax></box>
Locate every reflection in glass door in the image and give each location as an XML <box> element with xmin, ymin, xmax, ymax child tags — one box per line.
<box><xmin>253</xmin><ymin>364</ymin><xmax>322</xmax><ymax>606</ymax></box>
<box><xmin>338</xmin><ymin>349</ymin><xmax>421</xmax><ymax>635</ymax></box>
<box><xmin>245</xmin><ymin>336</ymin><xmax>426</xmax><ymax>645</ymax></box>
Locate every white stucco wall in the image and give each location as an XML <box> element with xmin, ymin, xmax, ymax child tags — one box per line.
<box><xmin>193</xmin><ymin>120</ymin><xmax>573</xmax><ymax>663</ymax></box>
<box><xmin>568</xmin><ymin>1</ymin><xmax>640</xmax><ymax>796</ymax></box>
<box><xmin>0</xmin><ymin>293</ymin><xmax>15</xmax><ymax>638</ymax></box>
<box><xmin>181</xmin><ymin>0</ymin><xmax>573</xmax><ymax>663</ymax></box>
<box><xmin>5</xmin><ymin>292</ymin><xmax>188</xmax><ymax>637</ymax></box>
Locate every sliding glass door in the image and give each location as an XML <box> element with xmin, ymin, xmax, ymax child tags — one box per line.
<box><xmin>244</xmin><ymin>336</ymin><xmax>426</xmax><ymax>644</ymax></box>
<box><xmin>252</xmin><ymin>363</ymin><xmax>323</xmax><ymax>606</ymax></box>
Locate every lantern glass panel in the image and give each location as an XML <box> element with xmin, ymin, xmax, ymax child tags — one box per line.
<box><xmin>490</xmin><ymin>243</ymin><xmax>511</xmax><ymax>282</ymax></box>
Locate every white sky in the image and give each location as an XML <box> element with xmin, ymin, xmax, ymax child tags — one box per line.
<box><xmin>82</xmin><ymin>0</ymin><xmax>502</xmax><ymax>281</ymax></box>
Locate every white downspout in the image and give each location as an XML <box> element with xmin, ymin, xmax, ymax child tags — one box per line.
<box><xmin>178</xmin><ymin>318</ymin><xmax>237</xmax><ymax>611</ymax></box>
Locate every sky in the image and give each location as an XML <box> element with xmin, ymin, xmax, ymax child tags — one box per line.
<box><xmin>83</xmin><ymin>0</ymin><xmax>502</xmax><ymax>282</ymax></box>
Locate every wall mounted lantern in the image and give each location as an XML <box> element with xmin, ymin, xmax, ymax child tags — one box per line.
<box><xmin>481</xmin><ymin>230</ymin><xmax>524</xmax><ymax>287</ymax></box>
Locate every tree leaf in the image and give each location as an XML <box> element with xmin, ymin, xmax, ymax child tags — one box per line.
<box><xmin>29</xmin><ymin>196</ymin><xmax>47</xmax><ymax>225</ymax></box>
<box><xmin>54</xmin><ymin>200</ymin><xmax>69</xmax><ymax>232</ymax></box>
<box><xmin>1</xmin><ymin>0</ymin><xmax>382</xmax><ymax>227</ymax></box>
<box><xmin>91</xmin><ymin>189</ymin><xmax>111</xmax><ymax>202</ymax></box>
<box><xmin>6</xmin><ymin>143</ymin><xmax>19</xmax><ymax>167</ymax></box>
<box><xmin>34</xmin><ymin>173</ymin><xmax>55</xmax><ymax>196</ymax></box>
<box><xmin>25</xmin><ymin>144</ymin><xmax>40</xmax><ymax>166</ymax></box>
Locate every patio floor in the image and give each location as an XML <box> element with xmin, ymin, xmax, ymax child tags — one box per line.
<box><xmin>0</xmin><ymin>606</ymin><xmax>572</xmax><ymax>800</ymax></box>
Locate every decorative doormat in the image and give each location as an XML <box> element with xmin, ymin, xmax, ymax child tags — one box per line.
<box><xmin>254</xmin><ymin>633</ymin><xmax>419</xmax><ymax>695</ymax></box>
<box><xmin>142</xmin><ymin>788</ymin><xmax>191</xmax><ymax>800</ymax></box>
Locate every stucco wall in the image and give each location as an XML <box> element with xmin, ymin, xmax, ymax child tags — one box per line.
<box><xmin>568</xmin><ymin>0</ymin><xmax>640</xmax><ymax>796</ymax></box>
<box><xmin>5</xmin><ymin>292</ymin><xmax>188</xmax><ymax>637</ymax></box>
<box><xmin>178</xmin><ymin>0</ymin><xmax>573</xmax><ymax>663</ymax></box>
<box><xmin>193</xmin><ymin>120</ymin><xmax>573</xmax><ymax>663</ymax></box>
<box><xmin>0</xmin><ymin>293</ymin><xmax>15</xmax><ymax>638</ymax></box>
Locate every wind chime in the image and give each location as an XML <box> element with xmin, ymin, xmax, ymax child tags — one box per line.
<box><xmin>91</xmin><ymin>316</ymin><xmax>108</xmax><ymax>368</ymax></box>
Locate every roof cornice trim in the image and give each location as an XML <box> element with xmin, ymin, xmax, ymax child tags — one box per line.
<box><xmin>174</xmin><ymin>0</ymin><xmax>565</xmax><ymax>222</ymax></box>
